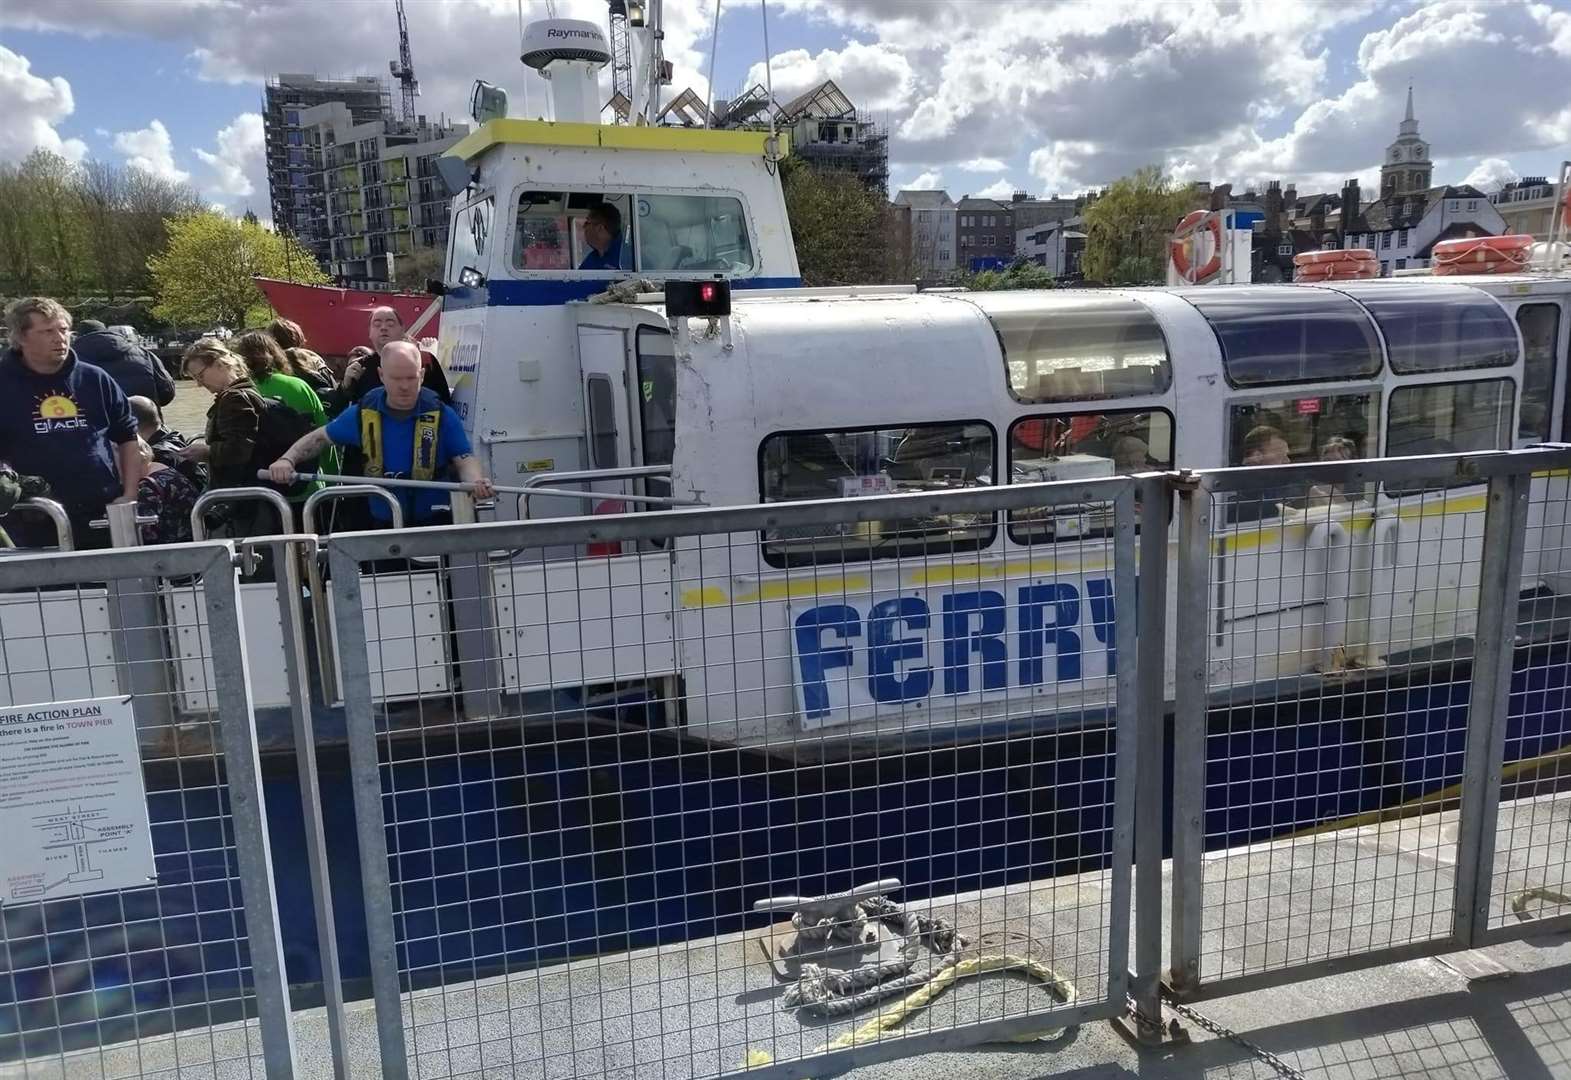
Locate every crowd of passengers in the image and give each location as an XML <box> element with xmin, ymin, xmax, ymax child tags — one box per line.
<box><xmin>0</xmin><ymin>296</ymin><xmax>494</xmax><ymax>551</ymax></box>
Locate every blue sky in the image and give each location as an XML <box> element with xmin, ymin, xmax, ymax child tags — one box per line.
<box><xmin>2</xmin><ymin>1</ymin><xmax>1569</xmax><ymax>219</ymax></box>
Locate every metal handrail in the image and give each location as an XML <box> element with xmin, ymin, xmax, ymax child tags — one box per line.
<box><xmin>516</xmin><ymin>464</ymin><xmax>693</xmax><ymax>519</ymax></box>
<box><xmin>191</xmin><ymin>487</ymin><xmax>294</xmax><ymax>542</ymax></box>
<box><xmin>302</xmin><ymin>485</ymin><xmax>405</xmax><ymax>533</ymax></box>
<box><xmin>9</xmin><ymin>497</ymin><xmax>74</xmax><ymax>551</ymax></box>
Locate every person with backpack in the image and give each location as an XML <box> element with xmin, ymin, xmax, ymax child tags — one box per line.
<box><xmin>179</xmin><ymin>339</ymin><xmax>316</xmax><ymax>536</ymax></box>
<box><xmin>232</xmin><ymin>331</ymin><xmax>330</xmax><ymax>502</ymax></box>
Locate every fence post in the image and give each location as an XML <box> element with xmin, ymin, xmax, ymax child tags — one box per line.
<box><xmin>446</xmin><ymin>488</ymin><xmax>505</xmax><ymax>721</ymax></box>
<box><xmin>270</xmin><ymin>537</ymin><xmax>350</xmax><ymax>1079</ymax></box>
<box><xmin>200</xmin><ymin>546</ymin><xmax>301</xmax><ymax>1077</ymax></box>
<box><xmin>102</xmin><ymin>500</ymin><xmax>175</xmax><ymax>734</ymax></box>
<box><xmin>1167</xmin><ymin>476</ymin><xmax>1211</xmax><ymax>997</ymax></box>
<box><xmin>1106</xmin><ymin>485</ymin><xmax>1142</xmax><ymax>1008</ymax></box>
<box><xmin>328</xmin><ymin>543</ymin><xmax>411</xmax><ymax>1079</ymax></box>
<box><xmin>1452</xmin><ymin>469</ymin><xmax>1531</xmax><ymax>946</ymax></box>
<box><xmin>1128</xmin><ymin>474</ymin><xmax>1171</xmax><ymax>1033</ymax></box>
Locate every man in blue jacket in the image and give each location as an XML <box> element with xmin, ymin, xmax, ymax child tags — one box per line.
<box><xmin>268</xmin><ymin>341</ymin><xmax>493</xmax><ymax>527</ymax></box>
<box><xmin>0</xmin><ymin>298</ymin><xmax>141</xmax><ymax>549</ymax></box>
<box><xmin>72</xmin><ymin>319</ymin><xmax>177</xmax><ymax>406</ymax></box>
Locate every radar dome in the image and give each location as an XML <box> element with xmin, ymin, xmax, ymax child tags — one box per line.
<box><xmin>520</xmin><ymin>19</ymin><xmax>611</xmax><ymax>70</ymax></box>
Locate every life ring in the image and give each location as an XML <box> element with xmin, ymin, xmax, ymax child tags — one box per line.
<box><xmin>586</xmin><ymin>498</ymin><xmax>625</xmax><ymax>557</ymax></box>
<box><xmin>1294</xmin><ymin>248</ymin><xmax>1376</xmax><ymax>267</ymax></box>
<box><xmin>1295</xmin><ymin>261</ymin><xmax>1380</xmax><ymax>282</ymax></box>
<box><xmin>1432</xmin><ymin>234</ymin><xmax>1534</xmax><ymax>275</ymax></box>
<box><xmin>1170</xmin><ymin>211</ymin><xmax>1223</xmax><ymax>283</ymax></box>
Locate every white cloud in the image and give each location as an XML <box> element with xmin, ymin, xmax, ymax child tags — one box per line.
<box><xmin>958</xmin><ymin>157</ymin><xmax>1006</xmax><ymax>173</ymax></box>
<box><xmin>114</xmin><ymin>119</ymin><xmax>188</xmax><ymax>183</ymax></box>
<box><xmin>193</xmin><ymin>112</ymin><xmax>264</xmax><ymax>200</ymax></box>
<box><xmin>1461</xmin><ymin>156</ymin><xmax>1518</xmax><ymax>193</ymax></box>
<box><xmin>896</xmin><ymin>169</ymin><xmax>944</xmax><ymax>192</ymax></box>
<box><xmin>0</xmin><ymin>45</ymin><xmax>87</xmax><ymax>162</ymax></box>
<box><xmin>744</xmin><ymin>40</ymin><xmax>914</xmax><ymax>111</ymax></box>
<box><xmin>972</xmin><ymin>178</ymin><xmax>1018</xmax><ymax>200</ymax></box>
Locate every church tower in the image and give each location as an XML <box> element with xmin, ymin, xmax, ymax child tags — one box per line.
<box><xmin>1380</xmin><ymin>86</ymin><xmax>1433</xmax><ymax>197</ymax></box>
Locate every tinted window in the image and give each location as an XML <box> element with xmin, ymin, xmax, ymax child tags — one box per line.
<box><xmin>586</xmin><ymin>375</ymin><xmax>619</xmax><ymax>469</ymax></box>
<box><xmin>636</xmin><ymin>327</ymin><xmax>675</xmax><ymax>469</ymax></box>
<box><xmin>1330</xmin><ymin>282</ymin><xmax>1517</xmax><ymax>373</ymax></box>
<box><xmin>1009</xmin><ymin>410</ymin><xmax>1172</xmax><ymax>543</ymax></box>
<box><xmin>759</xmin><ymin>422</ymin><xmax>995</xmax><ymax>568</ymax></box>
<box><xmin>973</xmin><ymin>293</ymin><xmax>1171</xmax><ymax>403</ymax></box>
<box><xmin>1517</xmin><ymin>304</ymin><xmax>1561</xmax><ymax>441</ymax></box>
<box><xmin>1224</xmin><ymin>392</ymin><xmax>1379</xmax><ymax>522</ymax></box>
<box><xmin>1388</xmin><ymin>380</ymin><xmax>1513</xmax><ymax>457</ymax></box>
<box><xmin>636</xmin><ymin>195</ymin><xmax>754</xmax><ymax>274</ymax></box>
<box><xmin>512</xmin><ymin>191</ymin><xmax>634</xmax><ymax>272</ymax></box>
<box><xmin>1182</xmin><ymin>286</ymin><xmax>1383</xmax><ymax>387</ymax></box>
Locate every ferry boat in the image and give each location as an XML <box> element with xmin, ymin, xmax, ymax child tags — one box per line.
<box><xmin>254</xmin><ymin>277</ymin><xmax>440</xmax><ymax>358</ymax></box>
<box><xmin>7</xmin><ymin>8</ymin><xmax>1571</xmax><ymax>1049</ymax></box>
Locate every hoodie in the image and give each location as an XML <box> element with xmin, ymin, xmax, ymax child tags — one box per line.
<box><xmin>72</xmin><ymin>328</ymin><xmax>177</xmax><ymax>405</ymax></box>
<box><xmin>0</xmin><ymin>348</ymin><xmax>137</xmax><ymax>513</ymax></box>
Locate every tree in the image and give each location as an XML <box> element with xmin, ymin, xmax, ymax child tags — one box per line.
<box><xmin>957</xmin><ymin>261</ymin><xmax>1056</xmax><ymax>291</ymax></box>
<box><xmin>149</xmin><ymin>212</ymin><xmax>329</xmax><ymax>330</ymax></box>
<box><xmin>1080</xmin><ymin>165</ymin><xmax>1191</xmax><ymax>285</ymax></box>
<box><xmin>781</xmin><ymin>159</ymin><xmax>903</xmax><ymax>286</ymax></box>
<box><xmin>78</xmin><ymin>160</ymin><xmax>130</xmax><ymax>302</ymax></box>
<box><xmin>391</xmin><ymin>245</ymin><xmax>446</xmax><ymax>290</ymax></box>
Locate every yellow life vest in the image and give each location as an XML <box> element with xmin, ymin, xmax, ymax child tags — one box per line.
<box><xmin>360</xmin><ymin>404</ymin><xmax>443</xmax><ymax>481</ymax></box>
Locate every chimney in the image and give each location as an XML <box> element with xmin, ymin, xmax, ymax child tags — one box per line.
<box><xmin>1340</xmin><ymin>177</ymin><xmax>1361</xmax><ymax>234</ymax></box>
<box><xmin>1264</xmin><ymin>181</ymin><xmax>1283</xmax><ymax>234</ymax></box>
<box><xmin>1283</xmin><ymin>184</ymin><xmax>1297</xmax><ymax>206</ymax></box>
<box><xmin>1209</xmin><ymin>182</ymin><xmax>1232</xmax><ymax>212</ymax></box>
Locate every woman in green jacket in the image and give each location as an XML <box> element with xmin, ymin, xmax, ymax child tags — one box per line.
<box><xmin>232</xmin><ymin>331</ymin><xmax>335</xmax><ymax>498</ymax></box>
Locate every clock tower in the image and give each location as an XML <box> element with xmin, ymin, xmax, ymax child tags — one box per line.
<box><xmin>1380</xmin><ymin>86</ymin><xmax>1432</xmax><ymax>198</ymax></box>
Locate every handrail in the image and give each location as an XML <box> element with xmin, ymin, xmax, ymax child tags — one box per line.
<box><xmin>515</xmin><ymin>464</ymin><xmax>694</xmax><ymax>519</ymax></box>
<box><xmin>191</xmin><ymin>487</ymin><xmax>294</xmax><ymax>542</ymax></box>
<box><xmin>302</xmin><ymin>485</ymin><xmax>405</xmax><ymax>534</ymax></box>
<box><xmin>8</xmin><ymin>497</ymin><xmax>73</xmax><ymax>551</ymax></box>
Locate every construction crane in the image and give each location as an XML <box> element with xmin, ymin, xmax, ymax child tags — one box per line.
<box><xmin>608</xmin><ymin>0</ymin><xmax>633</xmax><ymax>106</ymax></box>
<box><xmin>389</xmin><ymin>0</ymin><xmax>420</xmax><ymax>123</ymax></box>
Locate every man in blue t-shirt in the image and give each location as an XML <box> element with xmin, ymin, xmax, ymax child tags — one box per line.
<box><xmin>267</xmin><ymin>342</ymin><xmax>494</xmax><ymax>527</ymax></box>
<box><xmin>578</xmin><ymin>202</ymin><xmax>628</xmax><ymax>271</ymax></box>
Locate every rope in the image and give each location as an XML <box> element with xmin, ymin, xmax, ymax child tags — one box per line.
<box><xmin>1512</xmin><ymin>886</ymin><xmax>1571</xmax><ymax>917</ymax></box>
<box><xmin>745</xmin><ymin>897</ymin><xmax>1078</xmax><ymax>1066</ymax></box>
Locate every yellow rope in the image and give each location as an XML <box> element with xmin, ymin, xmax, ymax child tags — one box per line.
<box><xmin>1512</xmin><ymin>886</ymin><xmax>1571</xmax><ymax>916</ymax></box>
<box><xmin>745</xmin><ymin>953</ymin><xmax>1078</xmax><ymax>1067</ymax></box>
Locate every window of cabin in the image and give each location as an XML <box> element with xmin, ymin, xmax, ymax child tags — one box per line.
<box><xmin>758</xmin><ymin>422</ymin><xmax>996</xmax><ymax>568</ymax></box>
<box><xmin>1517</xmin><ymin>303</ymin><xmax>1561</xmax><ymax>441</ymax></box>
<box><xmin>1184</xmin><ymin>286</ymin><xmax>1383</xmax><ymax>387</ymax></box>
<box><xmin>635</xmin><ymin>327</ymin><xmax>676</xmax><ymax>469</ymax></box>
<box><xmin>586</xmin><ymin>375</ymin><xmax>619</xmax><ymax>469</ymax></box>
<box><xmin>511</xmin><ymin>191</ymin><xmax>633</xmax><ymax>271</ymax></box>
<box><xmin>635</xmin><ymin>194</ymin><xmax>754</xmax><ymax>274</ymax></box>
<box><xmin>1333</xmin><ymin>282</ymin><xmax>1517</xmax><ymax>373</ymax></box>
<box><xmin>446</xmin><ymin>194</ymin><xmax>494</xmax><ymax>283</ymax></box>
<box><xmin>1388</xmin><ymin>379</ymin><xmax>1513</xmax><ymax>456</ymax></box>
<box><xmin>1224</xmin><ymin>392</ymin><xmax>1380</xmax><ymax>521</ymax></box>
<box><xmin>1008</xmin><ymin>409</ymin><xmax>1173</xmax><ymax>543</ymax></box>
<box><xmin>978</xmin><ymin>293</ymin><xmax>1171</xmax><ymax>403</ymax></box>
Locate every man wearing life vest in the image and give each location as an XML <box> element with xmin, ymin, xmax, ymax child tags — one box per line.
<box><xmin>267</xmin><ymin>342</ymin><xmax>495</xmax><ymax>527</ymax></box>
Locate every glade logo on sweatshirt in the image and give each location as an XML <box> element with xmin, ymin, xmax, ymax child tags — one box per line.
<box><xmin>34</xmin><ymin>393</ymin><xmax>88</xmax><ymax>434</ymax></box>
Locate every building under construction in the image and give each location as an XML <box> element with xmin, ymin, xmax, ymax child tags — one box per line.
<box><xmin>656</xmin><ymin>78</ymin><xmax>890</xmax><ymax>194</ymax></box>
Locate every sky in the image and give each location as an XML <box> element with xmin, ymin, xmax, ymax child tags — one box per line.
<box><xmin>1</xmin><ymin>0</ymin><xmax>1569</xmax><ymax>224</ymax></box>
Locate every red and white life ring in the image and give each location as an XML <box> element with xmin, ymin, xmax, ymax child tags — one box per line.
<box><xmin>1432</xmin><ymin>234</ymin><xmax>1534</xmax><ymax>275</ymax></box>
<box><xmin>1294</xmin><ymin>261</ymin><xmax>1381</xmax><ymax>282</ymax></box>
<box><xmin>1170</xmin><ymin>211</ymin><xmax>1223</xmax><ymax>283</ymax></box>
<box><xmin>1294</xmin><ymin>248</ymin><xmax>1377</xmax><ymax>267</ymax></box>
<box><xmin>586</xmin><ymin>498</ymin><xmax>625</xmax><ymax>558</ymax></box>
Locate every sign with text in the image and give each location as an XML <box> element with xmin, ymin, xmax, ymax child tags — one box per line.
<box><xmin>0</xmin><ymin>696</ymin><xmax>155</xmax><ymax>903</ymax></box>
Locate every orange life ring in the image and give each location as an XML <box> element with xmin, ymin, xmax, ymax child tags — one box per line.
<box><xmin>1295</xmin><ymin>261</ymin><xmax>1380</xmax><ymax>281</ymax></box>
<box><xmin>1432</xmin><ymin>234</ymin><xmax>1533</xmax><ymax>275</ymax></box>
<box><xmin>1170</xmin><ymin>211</ymin><xmax>1223</xmax><ymax>283</ymax></box>
<box><xmin>1294</xmin><ymin>248</ymin><xmax>1376</xmax><ymax>267</ymax></box>
<box><xmin>586</xmin><ymin>498</ymin><xmax>625</xmax><ymax>557</ymax></box>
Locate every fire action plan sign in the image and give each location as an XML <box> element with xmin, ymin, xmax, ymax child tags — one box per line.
<box><xmin>0</xmin><ymin>696</ymin><xmax>155</xmax><ymax>903</ymax></box>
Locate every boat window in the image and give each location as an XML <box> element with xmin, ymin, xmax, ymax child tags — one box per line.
<box><xmin>636</xmin><ymin>327</ymin><xmax>675</xmax><ymax>469</ymax></box>
<box><xmin>1330</xmin><ymin>282</ymin><xmax>1517</xmax><ymax>373</ymax></box>
<box><xmin>1008</xmin><ymin>410</ymin><xmax>1173</xmax><ymax>544</ymax></box>
<box><xmin>1517</xmin><ymin>304</ymin><xmax>1561</xmax><ymax>441</ymax></box>
<box><xmin>1388</xmin><ymin>379</ymin><xmax>1513</xmax><ymax>457</ymax></box>
<box><xmin>447</xmin><ymin>195</ymin><xmax>494</xmax><ymax>283</ymax></box>
<box><xmin>1224</xmin><ymin>392</ymin><xmax>1379</xmax><ymax>522</ymax></box>
<box><xmin>758</xmin><ymin>422</ymin><xmax>995</xmax><ymax>568</ymax></box>
<box><xmin>1183</xmin><ymin>287</ymin><xmax>1382</xmax><ymax>387</ymax></box>
<box><xmin>972</xmin><ymin>294</ymin><xmax>1171</xmax><ymax>403</ymax></box>
<box><xmin>635</xmin><ymin>194</ymin><xmax>754</xmax><ymax>275</ymax></box>
<box><xmin>511</xmin><ymin>191</ymin><xmax>634</xmax><ymax>272</ymax></box>
<box><xmin>586</xmin><ymin>375</ymin><xmax>620</xmax><ymax>469</ymax></box>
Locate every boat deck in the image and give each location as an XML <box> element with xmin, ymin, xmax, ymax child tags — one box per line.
<box><xmin>29</xmin><ymin>794</ymin><xmax>1571</xmax><ymax>1079</ymax></box>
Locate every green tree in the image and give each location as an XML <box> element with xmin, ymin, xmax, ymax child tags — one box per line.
<box><xmin>149</xmin><ymin>212</ymin><xmax>328</xmax><ymax>330</ymax></box>
<box><xmin>958</xmin><ymin>261</ymin><xmax>1056</xmax><ymax>291</ymax></box>
<box><xmin>781</xmin><ymin>159</ymin><xmax>903</xmax><ymax>286</ymax></box>
<box><xmin>391</xmin><ymin>244</ymin><xmax>446</xmax><ymax>290</ymax></box>
<box><xmin>1080</xmin><ymin>165</ymin><xmax>1191</xmax><ymax>285</ymax></box>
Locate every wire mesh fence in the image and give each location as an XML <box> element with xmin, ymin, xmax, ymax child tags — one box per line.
<box><xmin>0</xmin><ymin>542</ymin><xmax>298</xmax><ymax>1079</ymax></box>
<box><xmin>327</xmin><ymin>478</ymin><xmax>1142</xmax><ymax>1079</ymax></box>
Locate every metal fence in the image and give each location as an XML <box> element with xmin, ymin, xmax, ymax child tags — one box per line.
<box><xmin>0</xmin><ymin>533</ymin><xmax>300</xmax><ymax>1079</ymax></box>
<box><xmin>4</xmin><ymin>449</ymin><xmax>1571</xmax><ymax>1077</ymax></box>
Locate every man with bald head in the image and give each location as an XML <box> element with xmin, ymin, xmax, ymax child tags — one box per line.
<box><xmin>337</xmin><ymin>305</ymin><xmax>452</xmax><ymax>408</ymax></box>
<box><xmin>271</xmin><ymin>341</ymin><xmax>491</xmax><ymax>528</ymax></box>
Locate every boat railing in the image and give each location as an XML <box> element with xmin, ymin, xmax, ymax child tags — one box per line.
<box><xmin>7</xmin><ymin>496</ymin><xmax>74</xmax><ymax>551</ymax></box>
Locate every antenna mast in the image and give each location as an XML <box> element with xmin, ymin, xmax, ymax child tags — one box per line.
<box><xmin>608</xmin><ymin>1</ymin><xmax>633</xmax><ymax>106</ymax></box>
<box><xmin>389</xmin><ymin>0</ymin><xmax>420</xmax><ymax>123</ymax></box>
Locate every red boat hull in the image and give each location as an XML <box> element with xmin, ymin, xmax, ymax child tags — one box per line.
<box><xmin>255</xmin><ymin>277</ymin><xmax>441</xmax><ymax>358</ymax></box>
